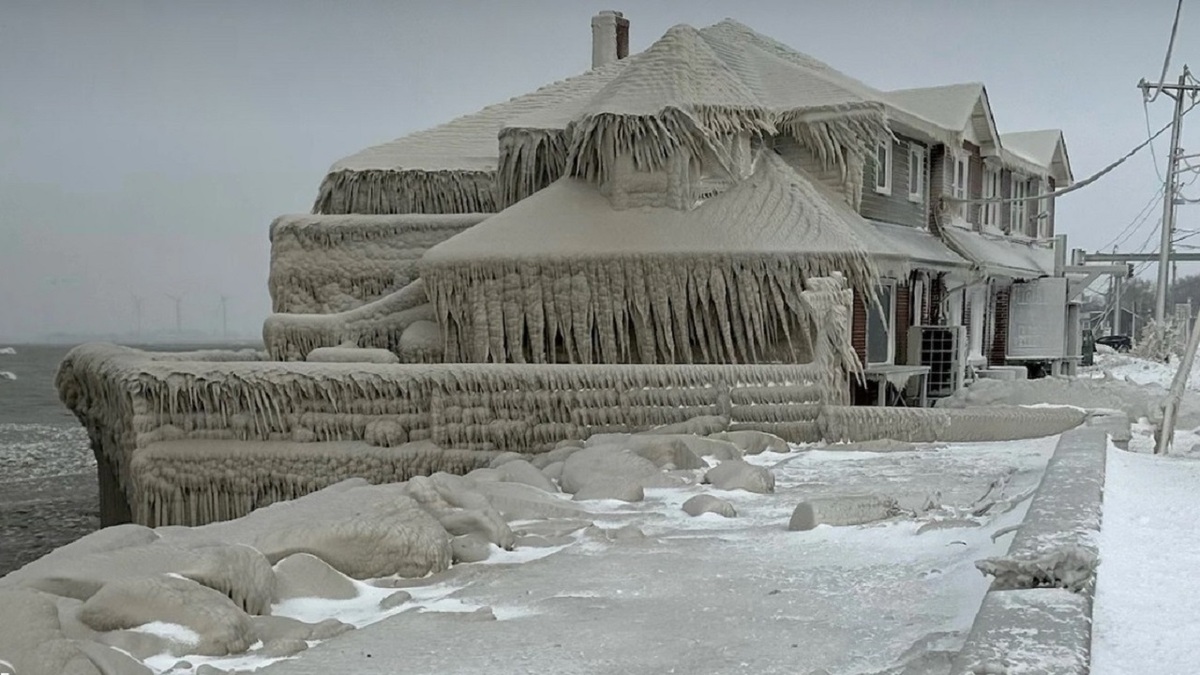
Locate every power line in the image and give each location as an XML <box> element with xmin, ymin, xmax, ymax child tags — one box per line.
<box><xmin>1145</xmin><ymin>0</ymin><xmax>1186</xmax><ymax>104</ymax></box>
<box><xmin>944</xmin><ymin>98</ymin><xmax>1199</xmax><ymax>207</ymax></box>
<box><xmin>1104</xmin><ymin>183</ymin><xmax>1166</xmax><ymax>249</ymax></box>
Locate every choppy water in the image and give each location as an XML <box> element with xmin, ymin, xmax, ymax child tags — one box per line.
<box><xmin>0</xmin><ymin>342</ymin><xmax>256</xmax><ymax>574</ymax></box>
<box><xmin>0</xmin><ymin>344</ymin><xmax>92</xmax><ymax>472</ymax></box>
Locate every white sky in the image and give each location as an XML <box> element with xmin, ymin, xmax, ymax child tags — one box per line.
<box><xmin>0</xmin><ymin>0</ymin><xmax>1193</xmax><ymax>341</ymax></box>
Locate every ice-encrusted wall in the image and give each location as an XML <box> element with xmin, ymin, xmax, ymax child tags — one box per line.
<box><xmin>268</xmin><ymin>213</ymin><xmax>484</xmax><ymax>314</ymax></box>
<box><xmin>58</xmin><ymin>344</ymin><xmax>841</xmax><ymax>526</ymax></box>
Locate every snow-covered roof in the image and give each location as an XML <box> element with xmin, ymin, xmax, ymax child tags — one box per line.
<box><xmin>1001</xmin><ymin>130</ymin><xmax>1074</xmax><ymax>185</ymax></box>
<box><xmin>886</xmin><ymin>83</ymin><xmax>993</xmax><ymax>142</ymax></box>
<box><xmin>940</xmin><ymin>226</ymin><xmax>1055</xmax><ymax>279</ymax></box>
<box><xmin>424</xmin><ymin>150</ymin><xmax>873</xmax><ymax>268</ymax></box>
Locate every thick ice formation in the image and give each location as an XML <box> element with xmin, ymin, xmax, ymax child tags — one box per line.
<box><xmin>268</xmin><ymin>213</ymin><xmax>482</xmax><ymax>314</ymax></box>
<box><xmin>262</xmin><ymin>278</ymin><xmax>432</xmax><ymax>360</ymax></box>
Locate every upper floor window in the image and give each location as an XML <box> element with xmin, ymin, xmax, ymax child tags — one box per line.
<box><xmin>982</xmin><ymin>166</ymin><xmax>1001</xmax><ymax>228</ymax></box>
<box><xmin>908</xmin><ymin>145</ymin><xmax>925</xmax><ymax>202</ymax></box>
<box><xmin>874</xmin><ymin>141</ymin><xmax>892</xmax><ymax>195</ymax></box>
<box><xmin>1029</xmin><ymin>179</ymin><xmax>1046</xmax><ymax>238</ymax></box>
<box><xmin>1010</xmin><ymin>176</ymin><xmax>1028</xmax><ymax>234</ymax></box>
<box><xmin>953</xmin><ymin>154</ymin><xmax>968</xmax><ymax>201</ymax></box>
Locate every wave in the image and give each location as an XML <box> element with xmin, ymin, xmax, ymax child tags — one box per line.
<box><xmin>0</xmin><ymin>371</ymin><xmax>16</xmax><ymax>380</ymax></box>
<box><xmin>0</xmin><ymin>347</ymin><xmax>15</xmax><ymax>355</ymax></box>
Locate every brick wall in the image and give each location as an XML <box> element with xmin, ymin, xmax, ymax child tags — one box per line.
<box><xmin>990</xmin><ymin>286</ymin><xmax>1011</xmax><ymax>365</ymax></box>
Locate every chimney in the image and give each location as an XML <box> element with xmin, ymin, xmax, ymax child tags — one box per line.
<box><xmin>592</xmin><ymin>10</ymin><xmax>629</xmax><ymax>68</ymax></box>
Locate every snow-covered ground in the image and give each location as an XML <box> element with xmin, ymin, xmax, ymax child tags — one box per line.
<box><xmin>224</xmin><ymin>439</ymin><xmax>1055</xmax><ymax>675</ymax></box>
<box><xmin>1084</xmin><ymin>351</ymin><xmax>1200</xmax><ymax>390</ymax></box>
<box><xmin>1080</xmin><ymin>351</ymin><xmax>1200</xmax><ymax>673</ymax></box>
<box><xmin>1091</xmin><ymin>450</ymin><xmax>1200</xmax><ymax>675</ymax></box>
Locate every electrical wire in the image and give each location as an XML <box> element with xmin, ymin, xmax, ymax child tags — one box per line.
<box><xmin>1103</xmin><ymin>183</ymin><xmax>1166</xmax><ymax>250</ymax></box>
<box><xmin>1145</xmin><ymin>0</ymin><xmax>1186</xmax><ymax>104</ymax></box>
<box><xmin>944</xmin><ymin>98</ymin><xmax>1199</xmax><ymax>207</ymax></box>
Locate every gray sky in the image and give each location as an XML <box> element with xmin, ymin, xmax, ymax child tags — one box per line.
<box><xmin>0</xmin><ymin>0</ymin><xmax>1192</xmax><ymax>341</ymax></box>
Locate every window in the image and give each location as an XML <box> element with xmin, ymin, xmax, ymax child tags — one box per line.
<box><xmin>866</xmin><ymin>280</ymin><xmax>897</xmax><ymax>365</ymax></box>
<box><xmin>952</xmin><ymin>154</ymin><xmax>968</xmax><ymax>200</ymax></box>
<box><xmin>1010</xmin><ymin>176</ymin><xmax>1028</xmax><ymax>234</ymax></box>
<box><xmin>874</xmin><ymin>140</ymin><xmax>892</xmax><ymax>194</ymax></box>
<box><xmin>908</xmin><ymin>145</ymin><xmax>925</xmax><ymax>202</ymax></box>
<box><xmin>982</xmin><ymin>167</ymin><xmax>1001</xmax><ymax>228</ymax></box>
<box><xmin>1032</xmin><ymin>179</ymin><xmax>1049</xmax><ymax>238</ymax></box>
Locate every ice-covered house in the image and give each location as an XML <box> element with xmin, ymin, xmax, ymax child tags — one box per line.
<box><xmin>272</xmin><ymin>12</ymin><xmax>1075</xmax><ymax>401</ymax></box>
<box><xmin>56</xmin><ymin>12</ymin><xmax>1084</xmax><ymax>528</ymax></box>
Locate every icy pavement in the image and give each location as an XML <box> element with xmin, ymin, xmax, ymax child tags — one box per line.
<box><xmin>237</xmin><ymin>438</ymin><xmax>1058</xmax><ymax>675</ymax></box>
<box><xmin>1091</xmin><ymin>448</ymin><xmax>1200</xmax><ymax>675</ymax></box>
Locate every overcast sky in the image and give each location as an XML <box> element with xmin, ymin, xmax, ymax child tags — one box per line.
<box><xmin>0</xmin><ymin>0</ymin><xmax>1193</xmax><ymax>341</ymax></box>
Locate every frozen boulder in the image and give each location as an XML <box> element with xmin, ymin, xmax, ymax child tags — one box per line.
<box><xmin>249</xmin><ymin>494</ymin><xmax>452</xmax><ymax>579</ymax></box>
<box><xmin>572</xmin><ymin>480</ymin><xmax>645</xmax><ymax>503</ymax></box>
<box><xmin>789</xmin><ymin>495</ymin><xmax>900</xmax><ymax>531</ymax></box>
<box><xmin>4</xmin><ymin>541</ymin><xmax>276</xmax><ymax>616</ymax></box>
<box><xmin>541</xmin><ymin>460</ymin><xmax>565</xmax><ymax>483</ymax></box>
<box><xmin>78</xmin><ymin>574</ymin><xmax>256</xmax><ymax>656</ymax></box>
<box><xmin>703</xmin><ymin>460</ymin><xmax>774</xmax><ymax>493</ymax></box>
<box><xmin>0</xmin><ymin>588</ymin><xmax>103</xmax><ymax>675</ymax></box>
<box><xmin>708</xmin><ymin>430</ymin><xmax>790</xmax><ymax>455</ymax></box>
<box><xmin>637</xmin><ymin>415</ymin><xmax>730</xmax><ymax>436</ymax></box>
<box><xmin>471</xmin><ymin>481</ymin><xmax>589</xmax><ymax>520</ymax></box>
<box><xmin>306</xmin><ymin>346</ymin><xmax>399</xmax><ymax>364</ymax></box>
<box><xmin>559</xmin><ymin>446</ymin><xmax>681</xmax><ymax>495</ymax></box>
<box><xmin>437</xmin><ymin>509</ymin><xmax>515</xmax><ymax>550</ymax></box>
<box><xmin>496</xmin><ymin>459</ymin><xmax>558</xmax><ymax>493</ymax></box>
<box><xmin>398</xmin><ymin>320</ymin><xmax>443</xmax><ymax>363</ymax></box>
<box><xmin>451</xmin><ymin>533</ymin><xmax>493</xmax><ymax>563</ymax></box>
<box><xmin>682</xmin><ymin>494</ymin><xmax>738</xmax><ymax>518</ymax></box>
<box><xmin>272</xmin><ymin>553</ymin><xmax>359</xmax><ymax>602</ymax></box>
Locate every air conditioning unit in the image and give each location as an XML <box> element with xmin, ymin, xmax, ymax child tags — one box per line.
<box><xmin>908</xmin><ymin>325</ymin><xmax>966</xmax><ymax>401</ymax></box>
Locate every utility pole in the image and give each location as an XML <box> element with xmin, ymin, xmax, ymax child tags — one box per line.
<box><xmin>1140</xmin><ymin>68</ymin><xmax>1198</xmax><ymax>323</ymax></box>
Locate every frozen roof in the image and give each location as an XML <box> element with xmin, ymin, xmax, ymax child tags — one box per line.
<box><xmin>940</xmin><ymin>226</ymin><xmax>1055</xmax><ymax>279</ymax></box>
<box><xmin>887</xmin><ymin>83</ymin><xmax>988</xmax><ymax>136</ymax></box>
<box><xmin>425</xmin><ymin>150</ymin><xmax>873</xmax><ymax>265</ymax></box>
<box><xmin>314</xmin><ymin>18</ymin><xmax>1071</xmax><ymax>215</ymax></box>
<box><xmin>1001</xmin><ymin>130</ymin><xmax>1074</xmax><ymax>184</ymax></box>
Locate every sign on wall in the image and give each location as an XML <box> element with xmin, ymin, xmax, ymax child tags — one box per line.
<box><xmin>1007</xmin><ymin>277</ymin><xmax>1067</xmax><ymax>359</ymax></box>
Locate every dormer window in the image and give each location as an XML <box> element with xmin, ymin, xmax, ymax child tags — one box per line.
<box><xmin>907</xmin><ymin>144</ymin><xmax>925</xmax><ymax>202</ymax></box>
<box><xmin>952</xmin><ymin>154</ymin><xmax>968</xmax><ymax>200</ymax></box>
<box><xmin>874</xmin><ymin>140</ymin><xmax>892</xmax><ymax>195</ymax></box>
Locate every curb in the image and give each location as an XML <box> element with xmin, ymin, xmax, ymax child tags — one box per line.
<box><xmin>952</xmin><ymin>427</ymin><xmax>1106</xmax><ymax>674</ymax></box>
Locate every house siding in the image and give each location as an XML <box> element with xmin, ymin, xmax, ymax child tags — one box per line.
<box><xmin>989</xmin><ymin>286</ymin><xmax>1011</xmax><ymax>365</ymax></box>
<box><xmin>929</xmin><ymin>146</ymin><xmax>950</xmax><ymax>231</ymax></box>
<box><xmin>860</xmin><ymin>136</ymin><xmax>928</xmax><ymax>228</ymax></box>
<box><xmin>774</xmin><ymin>136</ymin><xmax>850</xmax><ymax>201</ymax></box>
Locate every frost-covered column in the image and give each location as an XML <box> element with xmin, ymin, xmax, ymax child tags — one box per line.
<box><xmin>968</xmin><ymin>284</ymin><xmax>988</xmax><ymax>366</ymax></box>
